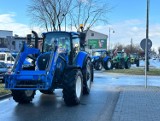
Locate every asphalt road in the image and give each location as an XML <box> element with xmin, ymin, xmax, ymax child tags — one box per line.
<box><xmin>0</xmin><ymin>71</ymin><xmax>120</xmax><ymax>121</ymax></box>
<box><xmin>1</xmin><ymin>70</ymin><xmax>160</xmax><ymax>121</ymax></box>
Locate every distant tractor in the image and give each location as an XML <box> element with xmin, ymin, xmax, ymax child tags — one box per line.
<box><xmin>112</xmin><ymin>51</ymin><xmax>131</xmax><ymax>69</ymax></box>
<box><xmin>130</xmin><ymin>53</ymin><xmax>140</xmax><ymax>67</ymax></box>
<box><xmin>5</xmin><ymin>31</ymin><xmax>94</xmax><ymax>106</ymax></box>
<box><xmin>91</xmin><ymin>50</ymin><xmax>112</xmax><ymax>70</ymax></box>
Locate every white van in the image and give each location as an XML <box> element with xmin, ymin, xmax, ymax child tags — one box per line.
<box><xmin>0</xmin><ymin>52</ymin><xmax>15</xmax><ymax>67</ymax></box>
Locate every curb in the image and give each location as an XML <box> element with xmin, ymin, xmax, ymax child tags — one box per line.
<box><xmin>0</xmin><ymin>93</ymin><xmax>11</xmax><ymax>100</ymax></box>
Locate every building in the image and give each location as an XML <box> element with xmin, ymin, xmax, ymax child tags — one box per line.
<box><xmin>84</xmin><ymin>30</ymin><xmax>108</xmax><ymax>52</ymax></box>
<box><xmin>7</xmin><ymin>36</ymin><xmax>26</xmax><ymax>52</ymax></box>
<box><xmin>0</xmin><ymin>30</ymin><xmax>13</xmax><ymax>49</ymax></box>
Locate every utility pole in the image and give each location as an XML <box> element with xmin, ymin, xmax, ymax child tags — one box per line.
<box><xmin>146</xmin><ymin>0</ymin><xmax>150</xmax><ymax>72</ymax></box>
<box><xmin>108</xmin><ymin>27</ymin><xmax>115</xmax><ymax>51</ymax></box>
<box><xmin>131</xmin><ymin>38</ymin><xmax>133</xmax><ymax>53</ymax></box>
<box><xmin>145</xmin><ymin>0</ymin><xmax>150</xmax><ymax>88</ymax></box>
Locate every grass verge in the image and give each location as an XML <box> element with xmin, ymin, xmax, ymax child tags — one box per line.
<box><xmin>0</xmin><ymin>83</ymin><xmax>11</xmax><ymax>96</ymax></box>
<box><xmin>105</xmin><ymin>68</ymin><xmax>160</xmax><ymax>76</ymax></box>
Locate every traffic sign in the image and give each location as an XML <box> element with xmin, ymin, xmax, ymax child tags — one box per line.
<box><xmin>140</xmin><ymin>38</ymin><xmax>152</xmax><ymax>51</ymax></box>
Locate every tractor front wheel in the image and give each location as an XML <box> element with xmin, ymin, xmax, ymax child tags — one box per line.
<box><xmin>63</xmin><ymin>69</ymin><xmax>83</xmax><ymax>106</ymax></box>
<box><xmin>11</xmin><ymin>90</ymin><xmax>36</xmax><ymax>103</ymax></box>
<box><xmin>94</xmin><ymin>61</ymin><xmax>102</xmax><ymax>70</ymax></box>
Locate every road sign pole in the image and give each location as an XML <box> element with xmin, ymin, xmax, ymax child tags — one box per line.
<box><xmin>145</xmin><ymin>0</ymin><xmax>150</xmax><ymax>88</ymax></box>
<box><xmin>145</xmin><ymin>38</ymin><xmax>148</xmax><ymax>88</ymax></box>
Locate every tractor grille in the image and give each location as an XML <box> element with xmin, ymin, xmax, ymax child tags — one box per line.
<box><xmin>15</xmin><ymin>80</ymin><xmax>45</xmax><ymax>88</ymax></box>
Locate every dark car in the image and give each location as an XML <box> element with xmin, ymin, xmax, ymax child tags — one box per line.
<box><xmin>0</xmin><ymin>62</ymin><xmax>8</xmax><ymax>83</ymax></box>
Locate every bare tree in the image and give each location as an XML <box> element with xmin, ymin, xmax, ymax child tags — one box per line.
<box><xmin>28</xmin><ymin>0</ymin><xmax>72</xmax><ymax>31</ymax></box>
<box><xmin>158</xmin><ymin>47</ymin><xmax>160</xmax><ymax>55</ymax></box>
<box><xmin>69</xmin><ymin>0</ymin><xmax>111</xmax><ymax>31</ymax></box>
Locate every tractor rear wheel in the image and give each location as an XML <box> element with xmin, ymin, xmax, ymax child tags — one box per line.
<box><xmin>82</xmin><ymin>58</ymin><xmax>92</xmax><ymax>94</ymax></box>
<box><xmin>125</xmin><ymin>60</ymin><xmax>131</xmax><ymax>69</ymax></box>
<box><xmin>103</xmin><ymin>59</ymin><xmax>112</xmax><ymax>70</ymax></box>
<box><xmin>63</xmin><ymin>69</ymin><xmax>83</xmax><ymax>106</ymax></box>
<box><xmin>136</xmin><ymin>60</ymin><xmax>139</xmax><ymax>67</ymax></box>
<box><xmin>11</xmin><ymin>90</ymin><xmax>36</xmax><ymax>103</ymax></box>
<box><xmin>119</xmin><ymin>59</ymin><xmax>125</xmax><ymax>69</ymax></box>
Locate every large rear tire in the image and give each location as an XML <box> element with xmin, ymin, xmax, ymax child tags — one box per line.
<box><xmin>63</xmin><ymin>69</ymin><xmax>83</xmax><ymax>106</ymax></box>
<box><xmin>125</xmin><ymin>60</ymin><xmax>131</xmax><ymax>69</ymax></box>
<box><xmin>103</xmin><ymin>59</ymin><xmax>112</xmax><ymax>70</ymax></box>
<box><xmin>91</xmin><ymin>63</ymin><xmax>94</xmax><ymax>82</ymax></box>
<box><xmin>119</xmin><ymin>59</ymin><xmax>125</xmax><ymax>69</ymax></box>
<box><xmin>11</xmin><ymin>90</ymin><xmax>36</xmax><ymax>103</ymax></box>
<box><xmin>136</xmin><ymin>60</ymin><xmax>139</xmax><ymax>67</ymax></box>
<box><xmin>82</xmin><ymin>58</ymin><xmax>92</xmax><ymax>94</ymax></box>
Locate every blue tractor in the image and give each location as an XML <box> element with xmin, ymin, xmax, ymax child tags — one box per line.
<box><xmin>91</xmin><ymin>50</ymin><xmax>112</xmax><ymax>70</ymax></box>
<box><xmin>5</xmin><ymin>31</ymin><xmax>93</xmax><ymax>106</ymax></box>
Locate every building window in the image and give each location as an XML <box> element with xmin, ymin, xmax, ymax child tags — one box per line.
<box><xmin>91</xmin><ymin>33</ymin><xmax>94</xmax><ymax>36</ymax></box>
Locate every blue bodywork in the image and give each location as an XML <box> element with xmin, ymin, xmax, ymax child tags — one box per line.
<box><xmin>92</xmin><ymin>50</ymin><xmax>111</xmax><ymax>63</ymax></box>
<box><xmin>5</xmin><ymin>32</ymin><xmax>89</xmax><ymax>90</ymax></box>
<box><xmin>103</xmin><ymin>56</ymin><xmax>111</xmax><ymax>62</ymax></box>
<box><xmin>74</xmin><ymin>51</ymin><xmax>88</xmax><ymax>68</ymax></box>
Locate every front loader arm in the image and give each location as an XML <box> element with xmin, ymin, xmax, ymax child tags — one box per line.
<box><xmin>13</xmin><ymin>43</ymin><xmax>40</xmax><ymax>73</ymax></box>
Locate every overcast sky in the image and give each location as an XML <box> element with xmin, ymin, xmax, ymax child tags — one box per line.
<box><xmin>0</xmin><ymin>0</ymin><xmax>160</xmax><ymax>51</ymax></box>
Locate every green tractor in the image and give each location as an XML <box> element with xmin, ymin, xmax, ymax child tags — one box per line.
<box><xmin>130</xmin><ymin>53</ymin><xmax>140</xmax><ymax>67</ymax></box>
<box><xmin>112</xmin><ymin>51</ymin><xmax>131</xmax><ymax>69</ymax></box>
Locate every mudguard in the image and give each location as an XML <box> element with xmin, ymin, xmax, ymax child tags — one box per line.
<box><xmin>92</xmin><ymin>56</ymin><xmax>100</xmax><ymax>61</ymax></box>
<box><xmin>103</xmin><ymin>56</ymin><xmax>111</xmax><ymax>62</ymax></box>
<box><xmin>74</xmin><ymin>51</ymin><xmax>89</xmax><ymax>68</ymax></box>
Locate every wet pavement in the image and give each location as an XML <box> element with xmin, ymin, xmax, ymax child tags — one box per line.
<box><xmin>0</xmin><ymin>71</ymin><xmax>160</xmax><ymax>121</ymax></box>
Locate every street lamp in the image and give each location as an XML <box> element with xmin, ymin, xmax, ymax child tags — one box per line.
<box><xmin>108</xmin><ymin>27</ymin><xmax>115</xmax><ymax>50</ymax></box>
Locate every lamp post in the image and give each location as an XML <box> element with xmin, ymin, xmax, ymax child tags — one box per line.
<box><xmin>108</xmin><ymin>27</ymin><xmax>115</xmax><ymax>50</ymax></box>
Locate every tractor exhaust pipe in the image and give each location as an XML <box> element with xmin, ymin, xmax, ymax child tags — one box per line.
<box><xmin>32</xmin><ymin>31</ymin><xmax>39</xmax><ymax>49</ymax></box>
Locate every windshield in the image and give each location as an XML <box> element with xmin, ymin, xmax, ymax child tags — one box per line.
<box><xmin>93</xmin><ymin>51</ymin><xmax>102</xmax><ymax>56</ymax></box>
<box><xmin>130</xmin><ymin>54</ymin><xmax>137</xmax><ymax>58</ymax></box>
<box><xmin>117</xmin><ymin>52</ymin><xmax>123</xmax><ymax>56</ymax></box>
<box><xmin>43</xmin><ymin>33</ymin><xmax>70</xmax><ymax>53</ymax></box>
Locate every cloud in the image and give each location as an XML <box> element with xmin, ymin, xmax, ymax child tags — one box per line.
<box><xmin>0</xmin><ymin>14</ymin><xmax>160</xmax><ymax>52</ymax></box>
<box><xmin>92</xmin><ymin>19</ymin><xmax>160</xmax><ymax>52</ymax></box>
<box><xmin>0</xmin><ymin>13</ymin><xmax>43</xmax><ymax>36</ymax></box>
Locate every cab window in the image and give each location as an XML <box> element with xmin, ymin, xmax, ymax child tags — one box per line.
<box><xmin>0</xmin><ymin>54</ymin><xmax>5</xmax><ymax>61</ymax></box>
<box><xmin>7</xmin><ymin>56</ymin><xmax>14</xmax><ymax>61</ymax></box>
<box><xmin>72</xmin><ymin>38</ymin><xmax>80</xmax><ymax>54</ymax></box>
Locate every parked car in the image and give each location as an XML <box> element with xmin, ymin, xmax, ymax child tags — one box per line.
<box><xmin>0</xmin><ymin>62</ymin><xmax>8</xmax><ymax>83</ymax></box>
<box><xmin>91</xmin><ymin>50</ymin><xmax>112</xmax><ymax>70</ymax></box>
<box><xmin>0</xmin><ymin>52</ymin><xmax>15</xmax><ymax>67</ymax></box>
<box><xmin>11</xmin><ymin>52</ymin><xmax>32</xmax><ymax>67</ymax></box>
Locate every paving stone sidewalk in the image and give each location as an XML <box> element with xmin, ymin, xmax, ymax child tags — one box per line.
<box><xmin>112</xmin><ymin>86</ymin><xmax>160</xmax><ymax>121</ymax></box>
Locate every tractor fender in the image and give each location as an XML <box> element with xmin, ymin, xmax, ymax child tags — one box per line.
<box><xmin>74</xmin><ymin>51</ymin><xmax>90</xmax><ymax>68</ymax></box>
<box><xmin>92</xmin><ymin>56</ymin><xmax>100</xmax><ymax>61</ymax></box>
<box><xmin>103</xmin><ymin>56</ymin><xmax>111</xmax><ymax>62</ymax></box>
